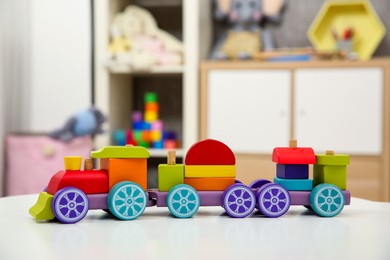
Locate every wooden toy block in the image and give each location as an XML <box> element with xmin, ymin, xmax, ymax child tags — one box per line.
<box><xmin>185</xmin><ymin>139</ymin><xmax>236</xmax><ymax>165</ymax></box>
<box><xmin>164</xmin><ymin>140</ymin><xmax>177</xmax><ymax>149</ymax></box>
<box><xmin>146</xmin><ymin>102</ymin><xmax>159</xmax><ymax>112</ymax></box>
<box><xmin>158</xmin><ymin>151</ymin><xmax>184</xmax><ymax>192</ymax></box>
<box><xmin>272</xmin><ymin>147</ymin><xmax>316</xmax><ymax>164</ymax></box>
<box><xmin>138</xmin><ymin>141</ymin><xmax>150</xmax><ymax>148</ymax></box>
<box><xmin>133</xmin><ymin>130</ymin><xmax>143</xmax><ymax>141</ymax></box>
<box><xmin>47</xmin><ymin>169</ymin><xmax>109</xmax><ymax>195</ymax></box>
<box><xmin>145</xmin><ymin>111</ymin><xmax>158</xmax><ymax>122</ymax></box>
<box><xmin>273</xmin><ymin>140</ymin><xmax>316</xmax><ymax>164</ymax></box>
<box><xmin>91</xmin><ymin>145</ymin><xmax>150</xmax><ymax>159</ymax></box>
<box><xmin>167</xmin><ymin>150</ymin><xmax>176</xmax><ymax>165</ymax></box>
<box><xmin>29</xmin><ymin>192</ymin><xmax>55</xmax><ymax>221</ymax></box>
<box><xmin>276</xmin><ymin>164</ymin><xmax>309</xmax><ymax>179</ymax></box>
<box><xmin>151</xmin><ymin>120</ymin><xmax>163</xmax><ymax>130</ymax></box>
<box><xmin>108</xmin><ymin>158</ymin><xmax>148</xmax><ymax>190</ymax></box>
<box><xmin>184</xmin><ymin>165</ymin><xmax>236</xmax><ymax>178</ymax></box>
<box><xmin>316</xmin><ymin>152</ymin><xmax>350</xmax><ymax>166</ymax></box>
<box><xmin>313</xmin><ymin>165</ymin><xmax>347</xmax><ymax>190</ymax></box>
<box><xmin>64</xmin><ymin>156</ymin><xmax>82</xmax><ymax>170</ymax></box>
<box><xmin>289</xmin><ymin>139</ymin><xmax>297</xmax><ymax>148</ymax></box>
<box><xmin>274</xmin><ymin>177</ymin><xmax>313</xmax><ymax>191</ymax></box>
<box><xmin>158</xmin><ymin>164</ymin><xmax>184</xmax><ymax>192</ymax></box>
<box><xmin>184</xmin><ymin>177</ymin><xmax>235</xmax><ymax>191</ymax></box>
<box><xmin>145</xmin><ymin>92</ymin><xmax>158</xmax><ymax>102</ymax></box>
<box><xmin>151</xmin><ymin>130</ymin><xmax>162</xmax><ymax>142</ymax></box>
<box><xmin>142</xmin><ymin>130</ymin><xmax>151</xmax><ymax>142</ymax></box>
<box><xmin>84</xmin><ymin>158</ymin><xmax>94</xmax><ymax>170</ymax></box>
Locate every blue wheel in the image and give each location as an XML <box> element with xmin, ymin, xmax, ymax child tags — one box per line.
<box><xmin>222</xmin><ymin>184</ymin><xmax>256</xmax><ymax>218</ymax></box>
<box><xmin>52</xmin><ymin>187</ymin><xmax>89</xmax><ymax>224</ymax></box>
<box><xmin>310</xmin><ymin>184</ymin><xmax>345</xmax><ymax>217</ymax></box>
<box><xmin>167</xmin><ymin>184</ymin><xmax>200</xmax><ymax>218</ymax></box>
<box><xmin>107</xmin><ymin>181</ymin><xmax>147</xmax><ymax>220</ymax></box>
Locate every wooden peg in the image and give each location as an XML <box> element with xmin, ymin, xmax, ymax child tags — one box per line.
<box><xmin>167</xmin><ymin>150</ymin><xmax>176</xmax><ymax>165</ymax></box>
<box><xmin>289</xmin><ymin>139</ymin><xmax>297</xmax><ymax>148</ymax></box>
<box><xmin>326</xmin><ymin>150</ymin><xmax>335</xmax><ymax>156</ymax></box>
<box><xmin>84</xmin><ymin>158</ymin><xmax>94</xmax><ymax>170</ymax></box>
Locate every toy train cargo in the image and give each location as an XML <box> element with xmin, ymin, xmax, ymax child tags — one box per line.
<box><xmin>29</xmin><ymin>139</ymin><xmax>351</xmax><ymax>223</ymax></box>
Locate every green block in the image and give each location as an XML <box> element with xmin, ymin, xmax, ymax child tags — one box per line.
<box><xmin>133</xmin><ymin>130</ymin><xmax>143</xmax><ymax>142</ymax></box>
<box><xmin>29</xmin><ymin>192</ymin><xmax>55</xmax><ymax>221</ymax></box>
<box><xmin>316</xmin><ymin>154</ymin><xmax>350</xmax><ymax>166</ymax></box>
<box><xmin>314</xmin><ymin>165</ymin><xmax>347</xmax><ymax>190</ymax></box>
<box><xmin>158</xmin><ymin>164</ymin><xmax>184</xmax><ymax>192</ymax></box>
<box><xmin>91</xmin><ymin>146</ymin><xmax>150</xmax><ymax>159</ymax></box>
<box><xmin>145</xmin><ymin>92</ymin><xmax>158</xmax><ymax>103</ymax></box>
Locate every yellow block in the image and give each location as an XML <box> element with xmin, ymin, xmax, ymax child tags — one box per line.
<box><xmin>145</xmin><ymin>111</ymin><xmax>158</xmax><ymax>122</ymax></box>
<box><xmin>184</xmin><ymin>165</ymin><xmax>236</xmax><ymax>178</ymax></box>
<box><xmin>64</xmin><ymin>156</ymin><xmax>82</xmax><ymax>170</ymax></box>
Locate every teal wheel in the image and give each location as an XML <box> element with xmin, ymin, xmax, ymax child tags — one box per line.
<box><xmin>167</xmin><ymin>184</ymin><xmax>200</xmax><ymax>218</ymax></box>
<box><xmin>310</xmin><ymin>184</ymin><xmax>345</xmax><ymax>217</ymax></box>
<box><xmin>107</xmin><ymin>181</ymin><xmax>147</xmax><ymax>220</ymax></box>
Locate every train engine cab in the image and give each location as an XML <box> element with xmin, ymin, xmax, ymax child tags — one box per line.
<box><xmin>29</xmin><ymin>146</ymin><xmax>150</xmax><ymax>223</ymax></box>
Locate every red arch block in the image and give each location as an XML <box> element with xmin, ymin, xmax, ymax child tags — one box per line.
<box><xmin>185</xmin><ymin>139</ymin><xmax>236</xmax><ymax>165</ymax></box>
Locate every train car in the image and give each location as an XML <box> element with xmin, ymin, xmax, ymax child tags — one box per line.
<box><xmin>29</xmin><ymin>139</ymin><xmax>351</xmax><ymax>223</ymax></box>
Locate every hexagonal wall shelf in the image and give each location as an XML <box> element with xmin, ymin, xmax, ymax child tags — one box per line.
<box><xmin>308</xmin><ymin>0</ymin><xmax>386</xmax><ymax>60</ymax></box>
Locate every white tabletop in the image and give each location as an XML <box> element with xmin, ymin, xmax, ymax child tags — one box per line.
<box><xmin>0</xmin><ymin>194</ymin><xmax>390</xmax><ymax>260</ymax></box>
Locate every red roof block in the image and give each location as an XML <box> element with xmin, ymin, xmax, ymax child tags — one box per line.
<box><xmin>185</xmin><ymin>139</ymin><xmax>236</xmax><ymax>165</ymax></box>
<box><xmin>272</xmin><ymin>147</ymin><xmax>316</xmax><ymax>164</ymax></box>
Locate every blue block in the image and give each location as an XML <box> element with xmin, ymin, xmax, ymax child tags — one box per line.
<box><xmin>274</xmin><ymin>177</ymin><xmax>313</xmax><ymax>191</ymax></box>
<box><xmin>276</xmin><ymin>164</ymin><xmax>309</xmax><ymax>179</ymax></box>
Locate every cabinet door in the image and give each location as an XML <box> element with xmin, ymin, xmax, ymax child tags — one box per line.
<box><xmin>294</xmin><ymin>68</ymin><xmax>383</xmax><ymax>155</ymax></box>
<box><xmin>207</xmin><ymin>70</ymin><xmax>291</xmax><ymax>153</ymax></box>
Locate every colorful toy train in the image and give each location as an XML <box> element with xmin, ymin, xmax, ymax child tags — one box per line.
<box><xmin>29</xmin><ymin>139</ymin><xmax>351</xmax><ymax>223</ymax></box>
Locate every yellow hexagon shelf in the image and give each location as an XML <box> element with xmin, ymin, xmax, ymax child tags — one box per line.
<box><xmin>308</xmin><ymin>0</ymin><xmax>386</xmax><ymax>60</ymax></box>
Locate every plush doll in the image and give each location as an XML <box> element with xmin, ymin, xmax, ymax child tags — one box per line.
<box><xmin>50</xmin><ymin>107</ymin><xmax>106</xmax><ymax>142</ymax></box>
<box><xmin>210</xmin><ymin>0</ymin><xmax>286</xmax><ymax>60</ymax></box>
<box><xmin>109</xmin><ymin>5</ymin><xmax>183</xmax><ymax>70</ymax></box>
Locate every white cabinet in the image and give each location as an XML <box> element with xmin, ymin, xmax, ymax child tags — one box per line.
<box><xmin>207</xmin><ymin>70</ymin><xmax>291</xmax><ymax>153</ymax></box>
<box><xmin>201</xmin><ymin>59</ymin><xmax>390</xmax><ymax>201</ymax></box>
<box><xmin>294</xmin><ymin>68</ymin><xmax>383</xmax><ymax>155</ymax></box>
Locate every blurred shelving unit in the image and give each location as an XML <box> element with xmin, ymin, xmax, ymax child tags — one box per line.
<box><xmin>93</xmin><ymin>0</ymin><xmax>212</xmax><ymax>160</ymax></box>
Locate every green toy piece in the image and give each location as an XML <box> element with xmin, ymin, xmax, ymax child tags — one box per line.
<box><xmin>145</xmin><ymin>92</ymin><xmax>158</xmax><ymax>103</ymax></box>
<box><xmin>91</xmin><ymin>146</ymin><xmax>150</xmax><ymax>159</ymax></box>
<box><xmin>29</xmin><ymin>192</ymin><xmax>55</xmax><ymax>221</ymax></box>
<box><xmin>314</xmin><ymin>151</ymin><xmax>349</xmax><ymax>190</ymax></box>
<box><xmin>316</xmin><ymin>154</ymin><xmax>350</xmax><ymax>166</ymax></box>
<box><xmin>158</xmin><ymin>164</ymin><xmax>184</xmax><ymax>192</ymax></box>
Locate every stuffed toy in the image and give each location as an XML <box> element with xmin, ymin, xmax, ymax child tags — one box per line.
<box><xmin>50</xmin><ymin>107</ymin><xmax>106</xmax><ymax>142</ymax></box>
<box><xmin>210</xmin><ymin>0</ymin><xmax>286</xmax><ymax>60</ymax></box>
<box><xmin>108</xmin><ymin>5</ymin><xmax>183</xmax><ymax>70</ymax></box>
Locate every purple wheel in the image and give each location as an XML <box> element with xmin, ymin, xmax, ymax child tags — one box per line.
<box><xmin>249</xmin><ymin>179</ymin><xmax>271</xmax><ymax>190</ymax></box>
<box><xmin>257</xmin><ymin>183</ymin><xmax>290</xmax><ymax>218</ymax></box>
<box><xmin>222</xmin><ymin>184</ymin><xmax>256</xmax><ymax>218</ymax></box>
<box><xmin>52</xmin><ymin>187</ymin><xmax>89</xmax><ymax>224</ymax></box>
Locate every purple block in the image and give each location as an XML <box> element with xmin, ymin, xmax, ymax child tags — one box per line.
<box><xmin>277</xmin><ymin>164</ymin><xmax>309</xmax><ymax>179</ymax></box>
<box><xmin>289</xmin><ymin>191</ymin><xmax>311</xmax><ymax>205</ymax></box>
<box><xmin>132</xmin><ymin>111</ymin><xmax>142</xmax><ymax>122</ymax></box>
<box><xmin>148</xmin><ymin>189</ymin><xmax>168</xmax><ymax>207</ymax></box>
<box><xmin>344</xmin><ymin>190</ymin><xmax>351</xmax><ymax>205</ymax></box>
<box><xmin>148</xmin><ymin>189</ymin><xmax>225</xmax><ymax>207</ymax></box>
<box><xmin>289</xmin><ymin>190</ymin><xmax>351</xmax><ymax>206</ymax></box>
<box><xmin>88</xmin><ymin>193</ymin><xmax>108</xmax><ymax>209</ymax></box>
<box><xmin>199</xmin><ymin>191</ymin><xmax>224</xmax><ymax>206</ymax></box>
